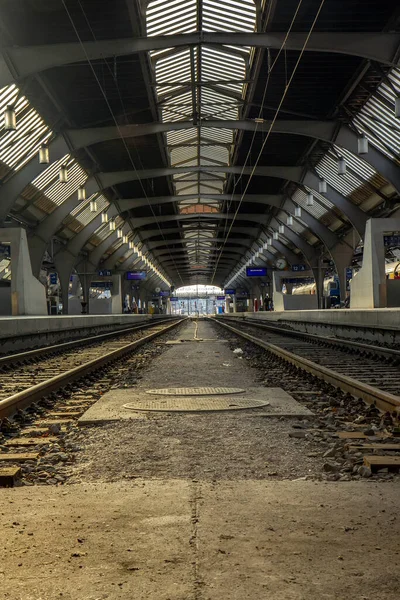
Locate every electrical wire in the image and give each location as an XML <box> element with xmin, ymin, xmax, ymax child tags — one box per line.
<box><xmin>62</xmin><ymin>0</ymin><xmax>184</xmax><ymax>286</ymax></box>
<box><xmin>212</xmin><ymin>0</ymin><xmax>327</xmax><ymax>285</ymax></box>
<box><xmin>221</xmin><ymin>0</ymin><xmax>305</xmax><ymax>258</ymax></box>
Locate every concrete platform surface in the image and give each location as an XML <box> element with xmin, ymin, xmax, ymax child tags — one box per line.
<box><xmin>78</xmin><ymin>320</ymin><xmax>312</xmax><ymax>423</ymax></box>
<box><xmin>0</xmin><ymin>314</ymin><xmax>171</xmax><ymax>340</ymax></box>
<box><xmin>78</xmin><ymin>386</ymin><xmax>312</xmax><ymax>423</ymax></box>
<box><xmin>223</xmin><ymin>308</ymin><xmax>400</xmax><ymax>330</ymax></box>
<box><xmin>0</xmin><ymin>480</ymin><xmax>399</xmax><ymax>600</ymax></box>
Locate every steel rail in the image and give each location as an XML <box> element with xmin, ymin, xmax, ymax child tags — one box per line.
<box><xmin>219</xmin><ymin>317</ymin><xmax>400</xmax><ymax>362</ymax></box>
<box><xmin>213</xmin><ymin>319</ymin><xmax>400</xmax><ymax>413</ymax></box>
<box><xmin>0</xmin><ymin>317</ymin><xmax>178</xmax><ymax>368</ymax></box>
<box><xmin>0</xmin><ymin>319</ymin><xmax>185</xmax><ymax>419</ymax></box>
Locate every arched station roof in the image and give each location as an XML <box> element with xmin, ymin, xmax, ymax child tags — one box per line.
<box><xmin>0</xmin><ymin>0</ymin><xmax>399</xmax><ymax>288</ymax></box>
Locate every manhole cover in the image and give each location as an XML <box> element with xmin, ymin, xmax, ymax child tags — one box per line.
<box><xmin>145</xmin><ymin>387</ymin><xmax>245</xmax><ymax>396</ymax></box>
<box><xmin>123</xmin><ymin>397</ymin><xmax>269</xmax><ymax>412</ymax></box>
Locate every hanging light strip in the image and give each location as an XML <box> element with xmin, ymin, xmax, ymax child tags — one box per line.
<box><xmin>38</xmin><ymin>144</ymin><xmax>50</xmax><ymax>164</ymax></box>
<box><xmin>357</xmin><ymin>134</ymin><xmax>368</xmax><ymax>155</ymax></box>
<box><xmin>4</xmin><ymin>105</ymin><xmax>16</xmax><ymax>131</ymax></box>
<box><xmin>78</xmin><ymin>185</ymin><xmax>87</xmax><ymax>201</ymax></box>
<box><xmin>338</xmin><ymin>156</ymin><xmax>346</xmax><ymax>175</ymax></box>
<box><xmin>59</xmin><ymin>165</ymin><xmax>68</xmax><ymax>183</ymax></box>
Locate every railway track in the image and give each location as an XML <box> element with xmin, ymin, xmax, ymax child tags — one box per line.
<box><xmin>0</xmin><ymin>318</ymin><xmax>184</xmax><ymax>421</ymax></box>
<box><xmin>214</xmin><ymin>317</ymin><xmax>400</xmax><ymax>413</ymax></box>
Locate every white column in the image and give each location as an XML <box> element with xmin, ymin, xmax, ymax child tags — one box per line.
<box><xmin>111</xmin><ymin>274</ymin><xmax>123</xmax><ymax>314</ymax></box>
<box><xmin>7</xmin><ymin>228</ymin><xmax>47</xmax><ymax>315</ymax></box>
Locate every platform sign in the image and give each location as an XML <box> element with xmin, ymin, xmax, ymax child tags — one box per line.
<box><xmin>90</xmin><ymin>281</ymin><xmax>112</xmax><ymax>289</ymax></box>
<box><xmin>292</xmin><ymin>264</ymin><xmax>307</xmax><ymax>272</ymax></box>
<box><xmin>159</xmin><ymin>290</ymin><xmax>170</xmax><ymax>297</ymax></box>
<box><xmin>98</xmin><ymin>269</ymin><xmax>111</xmax><ymax>277</ymax></box>
<box><xmin>49</xmin><ymin>273</ymin><xmax>58</xmax><ymax>285</ymax></box>
<box><xmin>346</xmin><ymin>267</ymin><xmax>353</xmax><ymax>280</ymax></box>
<box><xmin>126</xmin><ymin>271</ymin><xmax>147</xmax><ymax>280</ymax></box>
<box><xmin>246</xmin><ymin>267</ymin><xmax>267</xmax><ymax>277</ymax></box>
<box><xmin>170</xmin><ymin>297</ymin><xmax>179</xmax><ymax>302</ymax></box>
<box><xmin>384</xmin><ymin>235</ymin><xmax>400</xmax><ymax>247</ymax></box>
<box><xmin>224</xmin><ymin>288</ymin><xmax>236</xmax><ymax>295</ymax></box>
<box><xmin>216</xmin><ymin>295</ymin><xmax>226</xmax><ymax>300</ymax></box>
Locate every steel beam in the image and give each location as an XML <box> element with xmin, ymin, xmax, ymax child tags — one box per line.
<box><xmin>139</xmin><ymin>226</ymin><xmax>259</xmax><ymax>240</ymax></box>
<box><xmin>66</xmin><ymin>119</ymin><xmax>400</xmax><ymax>196</ymax></box>
<box><xmin>0</xmin><ymin>135</ymin><xmax>70</xmax><ymax>224</ymax></box>
<box><xmin>118</xmin><ymin>193</ymin><xmax>282</xmax><ymax>211</ymax></box>
<box><xmin>28</xmin><ymin>178</ymin><xmax>101</xmax><ymax>277</ymax></box>
<box><xmin>1</xmin><ymin>32</ymin><xmax>399</xmax><ymax>88</ymax></box>
<box><xmin>147</xmin><ymin>237</ymin><xmax>248</xmax><ymax>249</ymax></box>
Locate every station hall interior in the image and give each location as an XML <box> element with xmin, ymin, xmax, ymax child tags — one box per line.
<box><xmin>0</xmin><ymin>1</ymin><xmax>400</xmax><ymax>599</ymax></box>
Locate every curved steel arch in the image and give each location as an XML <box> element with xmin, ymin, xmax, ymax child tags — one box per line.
<box><xmin>1</xmin><ymin>32</ymin><xmax>398</xmax><ymax>88</ymax></box>
<box><xmin>65</xmin><ymin>119</ymin><xmax>400</xmax><ymax>195</ymax></box>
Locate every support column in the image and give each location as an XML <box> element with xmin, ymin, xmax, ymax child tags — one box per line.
<box><xmin>111</xmin><ymin>274</ymin><xmax>123</xmax><ymax>314</ymax></box>
<box><xmin>232</xmin><ymin>295</ymin><xmax>237</xmax><ymax>313</ymax></box>
<box><xmin>6</xmin><ymin>228</ymin><xmax>47</xmax><ymax>315</ymax></box>
<box><xmin>351</xmin><ymin>218</ymin><xmax>400</xmax><ymax>308</ymax></box>
<box><xmin>330</xmin><ymin>244</ymin><xmax>356</xmax><ymax>303</ymax></box>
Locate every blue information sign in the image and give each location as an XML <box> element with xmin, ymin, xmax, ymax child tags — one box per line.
<box><xmin>292</xmin><ymin>264</ymin><xmax>307</xmax><ymax>272</ymax></box>
<box><xmin>170</xmin><ymin>297</ymin><xmax>179</xmax><ymax>302</ymax></box>
<box><xmin>91</xmin><ymin>281</ymin><xmax>112</xmax><ymax>289</ymax></box>
<box><xmin>224</xmin><ymin>288</ymin><xmax>236</xmax><ymax>295</ymax></box>
<box><xmin>126</xmin><ymin>271</ymin><xmax>147</xmax><ymax>280</ymax></box>
<box><xmin>49</xmin><ymin>273</ymin><xmax>58</xmax><ymax>285</ymax></box>
<box><xmin>217</xmin><ymin>295</ymin><xmax>226</xmax><ymax>300</ymax></box>
<box><xmin>159</xmin><ymin>290</ymin><xmax>170</xmax><ymax>297</ymax></box>
<box><xmin>246</xmin><ymin>267</ymin><xmax>267</xmax><ymax>277</ymax></box>
<box><xmin>384</xmin><ymin>235</ymin><xmax>400</xmax><ymax>247</ymax></box>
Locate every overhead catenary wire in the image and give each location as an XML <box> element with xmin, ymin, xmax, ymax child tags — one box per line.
<box><xmin>212</xmin><ymin>0</ymin><xmax>327</xmax><ymax>285</ymax></box>
<box><xmin>62</xmin><ymin>0</ymin><xmax>184</xmax><ymax>286</ymax></box>
<box><xmin>221</xmin><ymin>0</ymin><xmax>305</xmax><ymax>250</ymax></box>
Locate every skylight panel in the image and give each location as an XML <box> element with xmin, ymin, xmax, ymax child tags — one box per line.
<box><xmin>293</xmin><ymin>188</ymin><xmax>328</xmax><ymax>220</ymax></box>
<box><xmin>0</xmin><ymin>84</ymin><xmax>52</xmax><ymax>172</ymax></box>
<box><xmin>40</xmin><ymin>161</ymin><xmax>87</xmax><ymax>207</ymax></box>
<box><xmin>30</xmin><ymin>154</ymin><xmax>71</xmax><ymax>189</ymax></box>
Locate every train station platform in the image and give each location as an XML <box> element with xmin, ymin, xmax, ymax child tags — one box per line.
<box><xmin>222</xmin><ymin>308</ymin><xmax>400</xmax><ymax>343</ymax></box>
<box><xmin>1</xmin><ymin>318</ymin><xmax>399</xmax><ymax>600</ymax></box>
<box><xmin>0</xmin><ymin>314</ymin><xmax>174</xmax><ymax>352</ymax></box>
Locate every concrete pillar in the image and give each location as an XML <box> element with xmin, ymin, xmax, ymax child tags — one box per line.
<box><xmin>351</xmin><ymin>218</ymin><xmax>400</xmax><ymax>308</ymax></box>
<box><xmin>330</xmin><ymin>244</ymin><xmax>356</xmax><ymax>303</ymax></box>
<box><xmin>232</xmin><ymin>295</ymin><xmax>237</xmax><ymax>313</ymax></box>
<box><xmin>111</xmin><ymin>274</ymin><xmax>123</xmax><ymax>314</ymax></box>
<box><xmin>285</xmin><ymin>282</ymin><xmax>294</xmax><ymax>294</ymax></box>
<box><xmin>59</xmin><ymin>271</ymin><xmax>70</xmax><ymax>315</ymax></box>
<box><xmin>6</xmin><ymin>228</ymin><xmax>47</xmax><ymax>315</ymax></box>
<box><xmin>225</xmin><ymin>298</ymin><xmax>230</xmax><ymax>314</ymax></box>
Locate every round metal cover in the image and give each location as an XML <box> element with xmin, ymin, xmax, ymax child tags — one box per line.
<box><xmin>145</xmin><ymin>387</ymin><xmax>245</xmax><ymax>396</ymax></box>
<box><xmin>123</xmin><ymin>397</ymin><xmax>269</xmax><ymax>412</ymax></box>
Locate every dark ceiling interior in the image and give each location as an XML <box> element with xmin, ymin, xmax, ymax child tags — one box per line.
<box><xmin>0</xmin><ymin>0</ymin><xmax>399</xmax><ymax>289</ymax></box>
